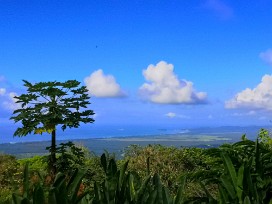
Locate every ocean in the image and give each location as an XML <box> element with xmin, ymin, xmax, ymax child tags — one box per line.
<box><xmin>0</xmin><ymin>125</ymin><xmax>268</xmax><ymax>158</ymax></box>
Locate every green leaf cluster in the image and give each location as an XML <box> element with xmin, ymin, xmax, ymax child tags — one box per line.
<box><xmin>190</xmin><ymin>135</ymin><xmax>272</xmax><ymax>203</ymax></box>
<box><xmin>12</xmin><ymin>163</ymin><xmax>87</xmax><ymax>204</ymax></box>
<box><xmin>11</xmin><ymin>153</ymin><xmax>188</xmax><ymax>204</ymax></box>
<box><xmin>123</xmin><ymin>144</ymin><xmax>214</xmax><ymax>196</ymax></box>
<box><xmin>10</xmin><ymin>80</ymin><xmax>94</xmax><ymax>137</ymax></box>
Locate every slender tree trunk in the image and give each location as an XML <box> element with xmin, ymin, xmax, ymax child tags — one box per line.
<box><xmin>50</xmin><ymin>129</ymin><xmax>57</xmax><ymax>175</ymax></box>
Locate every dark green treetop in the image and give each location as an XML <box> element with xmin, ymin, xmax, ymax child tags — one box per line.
<box><xmin>10</xmin><ymin>79</ymin><xmax>95</xmax><ymax>174</ymax></box>
<box><xmin>10</xmin><ymin>80</ymin><xmax>94</xmax><ymax>136</ymax></box>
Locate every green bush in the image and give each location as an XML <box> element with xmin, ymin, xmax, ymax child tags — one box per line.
<box><xmin>0</xmin><ymin>154</ymin><xmax>19</xmax><ymax>186</ymax></box>
<box><xmin>190</xmin><ymin>135</ymin><xmax>272</xmax><ymax>203</ymax></box>
<box><xmin>0</xmin><ymin>187</ymin><xmax>13</xmax><ymax>204</ymax></box>
<box><xmin>18</xmin><ymin>155</ymin><xmax>48</xmax><ymax>174</ymax></box>
<box><xmin>12</xmin><ymin>153</ymin><xmax>188</xmax><ymax>204</ymax></box>
<box><xmin>123</xmin><ymin>144</ymin><xmax>214</xmax><ymax>196</ymax></box>
<box><xmin>12</xmin><ymin>162</ymin><xmax>88</xmax><ymax>204</ymax></box>
<box><xmin>0</xmin><ymin>154</ymin><xmax>20</xmax><ymax>202</ymax></box>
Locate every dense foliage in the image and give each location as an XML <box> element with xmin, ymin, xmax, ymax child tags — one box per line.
<box><xmin>10</xmin><ymin>80</ymin><xmax>95</xmax><ymax>174</ymax></box>
<box><xmin>1</xmin><ymin>130</ymin><xmax>272</xmax><ymax>203</ymax></box>
<box><xmin>123</xmin><ymin>144</ymin><xmax>215</xmax><ymax>197</ymax></box>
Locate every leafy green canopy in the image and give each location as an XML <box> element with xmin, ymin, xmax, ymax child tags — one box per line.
<box><xmin>10</xmin><ymin>80</ymin><xmax>95</xmax><ymax>136</ymax></box>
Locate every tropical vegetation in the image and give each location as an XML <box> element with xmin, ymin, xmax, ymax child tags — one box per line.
<box><xmin>10</xmin><ymin>80</ymin><xmax>95</xmax><ymax>174</ymax></box>
<box><xmin>1</xmin><ymin>131</ymin><xmax>272</xmax><ymax>203</ymax></box>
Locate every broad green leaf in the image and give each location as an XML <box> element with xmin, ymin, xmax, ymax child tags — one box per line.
<box><xmin>221</xmin><ymin>152</ymin><xmax>237</xmax><ymax>188</ymax></box>
<box><xmin>220</xmin><ymin>176</ymin><xmax>236</xmax><ymax>200</ymax></box>
<box><xmin>12</xmin><ymin>193</ymin><xmax>24</xmax><ymax>204</ymax></box>
<box><xmin>67</xmin><ymin>168</ymin><xmax>87</xmax><ymax>203</ymax></box>
<box><xmin>219</xmin><ymin>185</ymin><xmax>229</xmax><ymax>204</ymax></box>
<box><xmin>153</xmin><ymin>173</ymin><xmax>163</xmax><ymax>204</ymax></box>
<box><xmin>174</xmin><ymin>175</ymin><xmax>186</xmax><ymax>204</ymax></box>
<box><xmin>23</xmin><ymin>162</ymin><xmax>30</xmax><ymax>198</ymax></box>
<box><xmin>236</xmin><ymin>165</ymin><xmax>244</xmax><ymax>202</ymax></box>
<box><xmin>129</xmin><ymin>174</ymin><xmax>136</xmax><ymax>201</ymax></box>
<box><xmin>101</xmin><ymin>153</ymin><xmax>107</xmax><ymax>173</ymax></box>
<box><xmin>119</xmin><ymin>160</ymin><xmax>129</xmax><ymax>191</ymax></box>
<box><xmin>162</xmin><ymin>187</ymin><xmax>172</xmax><ymax>204</ymax></box>
<box><xmin>137</xmin><ymin>175</ymin><xmax>151</xmax><ymax>203</ymax></box>
<box><xmin>243</xmin><ymin>196</ymin><xmax>251</xmax><ymax>204</ymax></box>
<box><xmin>33</xmin><ymin>185</ymin><xmax>45</xmax><ymax>204</ymax></box>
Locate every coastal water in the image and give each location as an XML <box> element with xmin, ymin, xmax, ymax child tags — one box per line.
<box><xmin>1</xmin><ymin>124</ymin><xmax>191</xmax><ymax>144</ymax></box>
<box><xmin>0</xmin><ymin>124</ymin><xmax>268</xmax><ymax>158</ymax></box>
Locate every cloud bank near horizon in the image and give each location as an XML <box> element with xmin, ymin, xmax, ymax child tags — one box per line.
<box><xmin>139</xmin><ymin>61</ymin><xmax>207</xmax><ymax>104</ymax></box>
<box><xmin>84</xmin><ymin>69</ymin><xmax>125</xmax><ymax>98</ymax></box>
<box><xmin>225</xmin><ymin>74</ymin><xmax>272</xmax><ymax>111</ymax></box>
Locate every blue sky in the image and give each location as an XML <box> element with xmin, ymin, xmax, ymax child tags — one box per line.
<box><xmin>1</xmin><ymin>0</ymin><xmax>272</xmax><ymax>141</ymax></box>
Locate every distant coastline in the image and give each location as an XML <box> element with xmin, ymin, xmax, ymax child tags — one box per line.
<box><xmin>0</xmin><ymin>125</ymin><xmax>270</xmax><ymax>158</ymax></box>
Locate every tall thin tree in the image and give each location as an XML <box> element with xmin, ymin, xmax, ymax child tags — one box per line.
<box><xmin>10</xmin><ymin>80</ymin><xmax>95</xmax><ymax>174</ymax></box>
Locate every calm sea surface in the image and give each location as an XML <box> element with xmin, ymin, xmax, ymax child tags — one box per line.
<box><xmin>0</xmin><ymin>125</ymin><xmax>268</xmax><ymax>158</ymax></box>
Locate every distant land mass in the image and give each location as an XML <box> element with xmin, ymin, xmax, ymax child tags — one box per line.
<box><xmin>0</xmin><ymin>125</ymin><xmax>270</xmax><ymax>158</ymax></box>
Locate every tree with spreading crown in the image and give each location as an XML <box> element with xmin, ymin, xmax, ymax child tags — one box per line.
<box><xmin>10</xmin><ymin>80</ymin><xmax>95</xmax><ymax>174</ymax></box>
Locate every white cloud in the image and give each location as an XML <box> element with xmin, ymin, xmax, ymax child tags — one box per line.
<box><xmin>260</xmin><ymin>49</ymin><xmax>272</xmax><ymax>66</ymax></box>
<box><xmin>231</xmin><ymin>111</ymin><xmax>256</xmax><ymax>117</ymax></box>
<box><xmin>225</xmin><ymin>74</ymin><xmax>272</xmax><ymax>110</ymax></box>
<box><xmin>84</xmin><ymin>69</ymin><xmax>125</xmax><ymax>98</ymax></box>
<box><xmin>139</xmin><ymin>61</ymin><xmax>207</xmax><ymax>104</ymax></box>
<box><xmin>165</xmin><ymin>112</ymin><xmax>176</xmax><ymax>118</ymax></box>
<box><xmin>0</xmin><ymin>77</ymin><xmax>21</xmax><ymax>111</ymax></box>
<box><xmin>203</xmin><ymin>0</ymin><xmax>234</xmax><ymax>20</ymax></box>
<box><xmin>1</xmin><ymin>91</ymin><xmax>20</xmax><ymax>110</ymax></box>
<box><xmin>0</xmin><ymin>88</ymin><xmax>6</xmax><ymax>95</ymax></box>
<box><xmin>165</xmin><ymin>112</ymin><xmax>190</xmax><ymax>119</ymax></box>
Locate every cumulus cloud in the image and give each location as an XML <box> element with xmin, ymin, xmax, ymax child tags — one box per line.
<box><xmin>0</xmin><ymin>90</ymin><xmax>20</xmax><ymax>110</ymax></box>
<box><xmin>203</xmin><ymin>0</ymin><xmax>234</xmax><ymax>20</ymax></box>
<box><xmin>260</xmin><ymin>49</ymin><xmax>272</xmax><ymax>66</ymax></box>
<box><xmin>84</xmin><ymin>69</ymin><xmax>125</xmax><ymax>98</ymax></box>
<box><xmin>139</xmin><ymin>61</ymin><xmax>207</xmax><ymax>104</ymax></box>
<box><xmin>225</xmin><ymin>75</ymin><xmax>272</xmax><ymax>110</ymax></box>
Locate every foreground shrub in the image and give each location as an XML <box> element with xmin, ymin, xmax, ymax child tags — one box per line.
<box><xmin>9</xmin><ymin>131</ymin><xmax>272</xmax><ymax>203</ymax></box>
<box><xmin>12</xmin><ymin>162</ymin><xmax>88</xmax><ymax>204</ymax></box>
<box><xmin>0</xmin><ymin>154</ymin><xmax>19</xmax><ymax>186</ymax></box>
<box><xmin>90</xmin><ymin>153</ymin><xmax>187</xmax><ymax>204</ymax></box>
<box><xmin>190</xmin><ymin>136</ymin><xmax>272</xmax><ymax>203</ymax></box>
<box><xmin>12</xmin><ymin>153</ymin><xmax>189</xmax><ymax>204</ymax></box>
<box><xmin>18</xmin><ymin>155</ymin><xmax>48</xmax><ymax>176</ymax></box>
<box><xmin>0</xmin><ymin>154</ymin><xmax>20</xmax><ymax>202</ymax></box>
<box><xmin>123</xmin><ymin>144</ymin><xmax>215</xmax><ymax>196</ymax></box>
